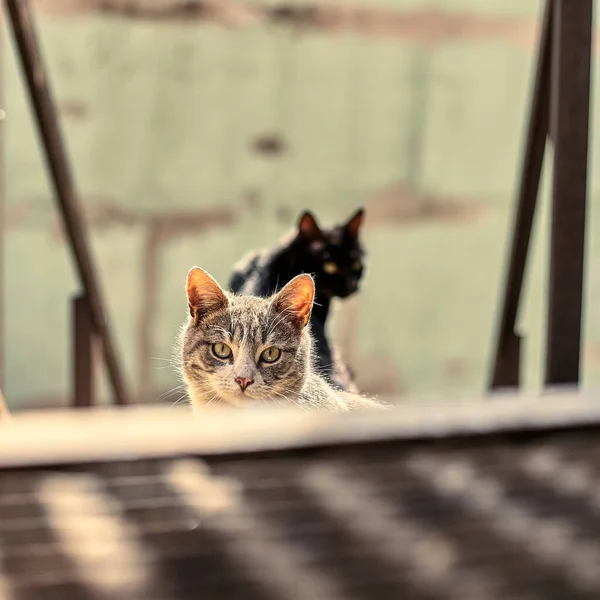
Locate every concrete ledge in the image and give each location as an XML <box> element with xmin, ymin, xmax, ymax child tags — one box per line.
<box><xmin>0</xmin><ymin>388</ymin><xmax>598</xmax><ymax>468</ymax></box>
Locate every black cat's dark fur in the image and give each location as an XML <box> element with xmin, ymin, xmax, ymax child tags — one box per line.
<box><xmin>228</xmin><ymin>209</ymin><xmax>366</xmax><ymax>391</ymax></box>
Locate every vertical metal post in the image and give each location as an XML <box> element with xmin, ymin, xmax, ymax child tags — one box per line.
<box><xmin>73</xmin><ymin>294</ymin><xmax>95</xmax><ymax>407</ymax></box>
<box><xmin>545</xmin><ymin>0</ymin><xmax>594</xmax><ymax>386</ymax></box>
<box><xmin>0</xmin><ymin>388</ymin><xmax>9</xmax><ymax>421</ymax></box>
<box><xmin>4</xmin><ymin>0</ymin><xmax>128</xmax><ymax>404</ymax></box>
<box><xmin>489</xmin><ymin>0</ymin><xmax>553</xmax><ymax>390</ymax></box>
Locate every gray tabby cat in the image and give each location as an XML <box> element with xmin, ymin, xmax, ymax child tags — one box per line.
<box><xmin>179</xmin><ymin>266</ymin><xmax>385</xmax><ymax>411</ymax></box>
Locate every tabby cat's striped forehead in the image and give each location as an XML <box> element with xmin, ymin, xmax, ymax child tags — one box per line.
<box><xmin>195</xmin><ymin>293</ymin><xmax>300</xmax><ymax>347</ymax></box>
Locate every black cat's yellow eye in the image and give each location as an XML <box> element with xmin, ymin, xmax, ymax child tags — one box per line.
<box><xmin>260</xmin><ymin>346</ymin><xmax>281</xmax><ymax>363</ymax></box>
<box><xmin>212</xmin><ymin>343</ymin><xmax>232</xmax><ymax>359</ymax></box>
<box><xmin>352</xmin><ymin>260</ymin><xmax>362</xmax><ymax>271</ymax></box>
<box><xmin>323</xmin><ymin>261</ymin><xmax>338</xmax><ymax>274</ymax></box>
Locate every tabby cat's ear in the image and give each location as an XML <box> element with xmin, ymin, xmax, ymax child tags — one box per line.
<box><xmin>186</xmin><ymin>267</ymin><xmax>229</xmax><ymax>322</ymax></box>
<box><xmin>273</xmin><ymin>274</ymin><xmax>315</xmax><ymax>328</ymax></box>
<box><xmin>345</xmin><ymin>208</ymin><xmax>364</xmax><ymax>237</ymax></box>
<box><xmin>297</xmin><ymin>211</ymin><xmax>322</xmax><ymax>239</ymax></box>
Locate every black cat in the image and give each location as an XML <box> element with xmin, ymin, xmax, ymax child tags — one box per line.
<box><xmin>229</xmin><ymin>208</ymin><xmax>366</xmax><ymax>391</ymax></box>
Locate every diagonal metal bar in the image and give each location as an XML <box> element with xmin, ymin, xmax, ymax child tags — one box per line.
<box><xmin>545</xmin><ymin>0</ymin><xmax>594</xmax><ymax>386</ymax></box>
<box><xmin>4</xmin><ymin>0</ymin><xmax>128</xmax><ymax>405</ymax></box>
<box><xmin>73</xmin><ymin>294</ymin><xmax>95</xmax><ymax>408</ymax></box>
<box><xmin>489</xmin><ymin>0</ymin><xmax>553</xmax><ymax>391</ymax></box>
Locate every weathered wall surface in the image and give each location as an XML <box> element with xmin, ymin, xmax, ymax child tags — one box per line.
<box><xmin>3</xmin><ymin>0</ymin><xmax>600</xmax><ymax>408</ymax></box>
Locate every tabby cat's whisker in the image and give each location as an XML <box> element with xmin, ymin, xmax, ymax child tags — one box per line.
<box><xmin>169</xmin><ymin>393</ymin><xmax>189</xmax><ymax>408</ymax></box>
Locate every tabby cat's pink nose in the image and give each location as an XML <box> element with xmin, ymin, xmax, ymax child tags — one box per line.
<box><xmin>235</xmin><ymin>377</ymin><xmax>254</xmax><ymax>392</ymax></box>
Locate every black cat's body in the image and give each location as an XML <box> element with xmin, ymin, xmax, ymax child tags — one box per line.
<box><xmin>229</xmin><ymin>210</ymin><xmax>365</xmax><ymax>391</ymax></box>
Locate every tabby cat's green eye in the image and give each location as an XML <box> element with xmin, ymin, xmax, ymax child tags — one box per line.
<box><xmin>212</xmin><ymin>343</ymin><xmax>232</xmax><ymax>359</ymax></box>
<box><xmin>323</xmin><ymin>261</ymin><xmax>338</xmax><ymax>274</ymax></box>
<box><xmin>352</xmin><ymin>260</ymin><xmax>362</xmax><ymax>271</ymax></box>
<box><xmin>260</xmin><ymin>346</ymin><xmax>281</xmax><ymax>363</ymax></box>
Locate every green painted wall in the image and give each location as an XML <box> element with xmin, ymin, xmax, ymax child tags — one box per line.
<box><xmin>3</xmin><ymin>0</ymin><xmax>600</xmax><ymax>408</ymax></box>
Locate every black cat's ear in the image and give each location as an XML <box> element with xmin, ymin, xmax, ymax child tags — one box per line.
<box><xmin>345</xmin><ymin>208</ymin><xmax>364</xmax><ymax>238</ymax></box>
<box><xmin>273</xmin><ymin>274</ymin><xmax>315</xmax><ymax>328</ymax></box>
<box><xmin>186</xmin><ymin>267</ymin><xmax>229</xmax><ymax>323</ymax></box>
<box><xmin>297</xmin><ymin>211</ymin><xmax>322</xmax><ymax>239</ymax></box>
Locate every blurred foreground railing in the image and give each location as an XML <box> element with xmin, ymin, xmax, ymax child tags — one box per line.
<box><xmin>1</xmin><ymin>393</ymin><xmax>600</xmax><ymax>599</ymax></box>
